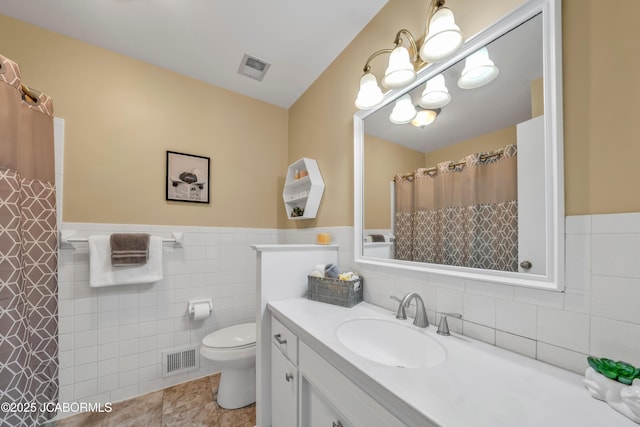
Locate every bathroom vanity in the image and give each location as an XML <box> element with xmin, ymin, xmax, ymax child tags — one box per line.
<box><xmin>268</xmin><ymin>298</ymin><xmax>636</xmax><ymax>427</ymax></box>
<box><xmin>271</xmin><ymin>312</ymin><xmax>403</xmax><ymax>427</ymax></box>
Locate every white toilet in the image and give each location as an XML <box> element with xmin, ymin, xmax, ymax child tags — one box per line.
<box><xmin>200</xmin><ymin>322</ymin><xmax>257</xmax><ymax>409</ymax></box>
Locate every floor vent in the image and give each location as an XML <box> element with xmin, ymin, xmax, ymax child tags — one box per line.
<box><xmin>162</xmin><ymin>346</ymin><xmax>199</xmax><ymax>377</ymax></box>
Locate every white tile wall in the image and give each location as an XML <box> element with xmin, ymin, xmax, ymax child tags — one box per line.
<box><xmin>591</xmin><ymin>275</ymin><xmax>640</xmax><ymax>324</ymax></box>
<box><xmin>495</xmin><ymin>299</ymin><xmax>538</xmax><ymax>339</ymax></box>
<box><xmin>463</xmin><ymin>292</ymin><xmax>495</xmax><ymax>328</ymax></box>
<box><xmin>56</xmin><ymin>213</ymin><xmax>640</xmax><ymax>408</ymax></box>
<box><xmin>346</xmin><ymin>213</ymin><xmax>640</xmax><ymax>374</ymax></box>
<box><xmin>495</xmin><ymin>330</ymin><xmax>537</xmax><ymax>358</ymax></box>
<box><xmin>57</xmin><ymin>222</ymin><xmax>278</xmax><ymax>406</ymax></box>
<box><xmin>536</xmin><ymin>307</ymin><xmax>589</xmax><ymax>353</ymax></box>
<box><xmin>462</xmin><ymin>321</ymin><xmax>495</xmax><ymax>345</ymax></box>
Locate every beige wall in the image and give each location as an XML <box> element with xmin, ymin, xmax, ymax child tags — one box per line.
<box><xmin>0</xmin><ymin>15</ymin><xmax>288</xmax><ymax>228</ymax></box>
<box><xmin>3</xmin><ymin>0</ymin><xmax>639</xmax><ymax>229</ymax></box>
<box><xmin>363</xmin><ymin>135</ymin><xmax>424</xmax><ymax>229</ymax></box>
<box><xmin>531</xmin><ymin>78</ymin><xmax>544</xmax><ymax>117</ymax></box>
<box><xmin>423</xmin><ymin>126</ymin><xmax>516</xmax><ymax>166</ymax></box>
<box><xmin>568</xmin><ymin>0</ymin><xmax>640</xmax><ymax>214</ymax></box>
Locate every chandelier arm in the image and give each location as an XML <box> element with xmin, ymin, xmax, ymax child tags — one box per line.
<box><xmin>394</xmin><ymin>29</ymin><xmax>419</xmax><ymax>63</ymax></box>
<box><xmin>362</xmin><ymin>48</ymin><xmax>393</xmax><ymax>73</ymax></box>
<box><xmin>360</xmin><ymin>0</ymin><xmax>448</xmax><ymax>75</ymax></box>
<box><xmin>425</xmin><ymin>0</ymin><xmax>446</xmax><ymax>36</ymax></box>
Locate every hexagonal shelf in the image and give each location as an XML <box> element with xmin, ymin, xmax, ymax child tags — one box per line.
<box><xmin>283</xmin><ymin>158</ymin><xmax>325</xmax><ymax>220</ymax></box>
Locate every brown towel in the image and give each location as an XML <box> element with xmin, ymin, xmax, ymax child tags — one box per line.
<box><xmin>369</xmin><ymin>234</ymin><xmax>385</xmax><ymax>242</ymax></box>
<box><xmin>110</xmin><ymin>233</ymin><xmax>150</xmax><ymax>266</ymax></box>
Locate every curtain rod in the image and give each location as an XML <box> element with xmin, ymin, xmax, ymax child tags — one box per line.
<box><xmin>59</xmin><ymin>231</ymin><xmax>184</xmax><ymax>249</ymax></box>
<box><xmin>399</xmin><ymin>149</ymin><xmax>505</xmax><ymax>177</ymax></box>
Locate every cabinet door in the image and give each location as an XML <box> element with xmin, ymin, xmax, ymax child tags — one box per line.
<box><xmin>299</xmin><ymin>342</ymin><xmax>404</xmax><ymax>427</ymax></box>
<box><xmin>302</xmin><ymin>378</ymin><xmax>351</xmax><ymax>427</ymax></box>
<box><xmin>272</xmin><ymin>344</ymin><xmax>298</xmax><ymax>427</ymax></box>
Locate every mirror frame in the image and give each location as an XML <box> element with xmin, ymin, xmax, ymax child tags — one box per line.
<box><xmin>354</xmin><ymin>0</ymin><xmax>564</xmax><ymax>290</ymax></box>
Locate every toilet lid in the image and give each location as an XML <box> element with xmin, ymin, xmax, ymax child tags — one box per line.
<box><xmin>203</xmin><ymin>322</ymin><xmax>256</xmax><ymax>349</ymax></box>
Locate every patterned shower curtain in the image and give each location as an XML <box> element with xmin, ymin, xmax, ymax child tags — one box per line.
<box><xmin>394</xmin><ymin>144</ymin><xmax>518</xmax><ymax>272</ymax></box>
<box><xmin>0</xmin><ymin>55</ymin><xmax>58</xmax><ymax>426</ymax></box>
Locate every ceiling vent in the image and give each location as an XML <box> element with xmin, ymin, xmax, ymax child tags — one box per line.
<box><xmin>238</xmin><ymin>54</ymin><xmax>271</xmax><ymax>82</ymax></box>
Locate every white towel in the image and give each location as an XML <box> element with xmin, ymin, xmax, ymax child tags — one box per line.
<box><xmin>89</xmin><ymin>235</ymin><xmax>163</xmax><ymax>287</ymax></box>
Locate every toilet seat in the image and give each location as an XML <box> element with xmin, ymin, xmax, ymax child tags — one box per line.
<box><xmin>202</xmin><ymin>322</ymin><xmax>256</xmax><ymax>350</ymax></box>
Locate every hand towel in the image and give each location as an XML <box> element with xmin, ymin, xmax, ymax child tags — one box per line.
<box><xmin>369</xmin><ymin>234</ymin><xmax>386</xmax><ymax>242</ymax></box>
<box><xmin>110</xmin><ymin>233</ymin><xmax>149</xmax><ymax>266</ymax></box>
<box><xmin>90</xmin><ymin>235</ymin><xmax>163</xmax><ymax>287</ymax></box>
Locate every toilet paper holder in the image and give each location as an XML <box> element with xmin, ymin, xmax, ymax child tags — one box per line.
<box><xmin>188</xmin><ymin>299</ymin><xmax>213</xmax><ymax>320</ymax></box>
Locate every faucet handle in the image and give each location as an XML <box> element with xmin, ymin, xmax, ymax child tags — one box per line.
<box><xmin>442</xmin><ymin>312</ymin><xmax>462</xmax><ymax>319</ymax></box>
<box><xmin>437</xmin><ymin>312</ymin><xmax>462</xmax><ymax>336</ymax></box>
<box><xmin>389</xmin><ymin>295</ymin><xmax>407</xmax><ymax>320</ymax></box>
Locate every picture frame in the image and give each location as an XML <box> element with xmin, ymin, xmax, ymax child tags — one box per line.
<box><xmin>166</xmin><ymin>151</ymin><xmax>210</xmax><ymax>203</ymax></box>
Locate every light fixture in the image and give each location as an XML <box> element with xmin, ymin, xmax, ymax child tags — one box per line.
<box><xmin>355</xmin><ymin>0</ymin><xmax>464</xmax><ymax>109</ymax></box>
<box><xmin>411</xmin><ymin>109</ymin><xmax>438</xmax><ymax>128</ymax></box>
<box><xmin>457</xmin><ymin>47</ymin><xmax>499</xmax><ymax>89</ymax></box>
<box><xmin>418</xmin><ymin>74</ymin><xmax>450</xmax><ymax>109</ymax></box>
<box><xmin>420</xmin><ymin>6</ymin><xmax>464</xmax><ymax>63</ymax></box>
<box><xmin>382</xmin><ymin>45</ymin><xmax>416</xmax><ymax>89</ymax></box>
<box><xmin>389</xmin><ymin>94</ymin><xmax>417</xmax><ymax>124</ymax></box>
<box><xmin>355</xmin><ymin>72</ymin><xmax>385</xmax><ymax>110</ymax></box>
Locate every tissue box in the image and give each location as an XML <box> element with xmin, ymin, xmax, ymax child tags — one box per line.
<box><xmin>307</xmin><ymin>275</ymin><xmax>363</xmax><ymax>307</ymax></box>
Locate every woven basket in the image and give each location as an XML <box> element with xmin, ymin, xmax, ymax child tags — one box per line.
<box><xmin>307</xmin><ymin>275</ymin><xmax>363</xmax><ymax>308</ymax></box>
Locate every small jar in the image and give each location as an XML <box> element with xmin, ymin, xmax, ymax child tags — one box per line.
<box><xmin>316</xmin><ymin>233</ymin><xmax>331</xmax><ymax>245</ymax></box>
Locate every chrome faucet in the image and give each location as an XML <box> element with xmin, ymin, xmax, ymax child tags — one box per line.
<box><xmin>390</xmin><ymin>293</ymin><xmax>429</xmax><ymax>328</ymax></box>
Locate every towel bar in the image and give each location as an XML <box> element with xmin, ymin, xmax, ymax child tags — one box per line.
<box><xmin>59</xmin><ymin>231</ymin><xmax>183</xmax><ymax>249</ymax></box>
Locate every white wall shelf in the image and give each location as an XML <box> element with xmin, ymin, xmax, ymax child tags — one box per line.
<box><xmin>282</xmin><ymin>158</ymin><xmax>325</xmax><ymax>220</ymax></box>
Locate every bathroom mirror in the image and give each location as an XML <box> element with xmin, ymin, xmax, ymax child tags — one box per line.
<box><xmin>354</xmin><ymin>0</ymin><xmax>564</xmax><ymax>289</ymax></box>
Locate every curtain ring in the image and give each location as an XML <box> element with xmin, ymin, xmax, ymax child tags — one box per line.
<box><xmin>21</xmin><ymin>84</ymin><xmax>40</xmax><ymax>106</ymax></box>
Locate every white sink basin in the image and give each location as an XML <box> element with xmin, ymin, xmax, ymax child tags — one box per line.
<box><xmin>336</xmin><ymin>318</ymin><xmax>446</xmax><ymax>368</ymax></box>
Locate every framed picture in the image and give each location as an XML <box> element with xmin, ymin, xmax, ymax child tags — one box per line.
<box><xmin>166</xmin><ymin>151</ymin><xmax>210</xmax><ymax>203</ymax></box>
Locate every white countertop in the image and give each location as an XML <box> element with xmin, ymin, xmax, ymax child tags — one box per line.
<box><xmin>268</xmin><ymin>298</ymin><xmax>636</xmax><ymax>427</ymax></box>
<box><xmin>251</xmin><ymin>244</ymin><xmax>339</xmax><ymax>252</ymax></box>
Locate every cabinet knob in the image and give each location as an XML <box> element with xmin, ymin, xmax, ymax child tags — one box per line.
<box><xmin>274</xmin><ymin>333</ymin><xmax>287</xmax><ymax>345</ymax></box>
<box><xmin>285</xmin><ymin>373</ymin><xmax>294</xmax><ymax>382</ymax></box>
<box><xmin>332</xmin><ymin>421</ymin><xmax>344</xmax><ymax>427</ymax></box>
<box><xmin>520</xmin><ymin>260</ymin><xmax>533</xmax><ymax>270</ymax></box>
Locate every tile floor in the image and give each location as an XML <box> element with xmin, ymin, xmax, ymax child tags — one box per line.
<box><xmin>45</xmin><ymin>374</ymin><xmax>255</xmax><ymax>427</ymax></box>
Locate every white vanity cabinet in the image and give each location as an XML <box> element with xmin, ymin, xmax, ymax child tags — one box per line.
<box><xmin>268</xmin><ymin>299</ymin><xmax>637</xmax><ymax>427</ymax></box>
<box><xmin>270</xmin><ymin>313</ymin><xmax>404</xmax><ymax>427</ymax></box>
<box><xmin>299</xmin><ymin>341</ymin><xmax>404</xmax><ymax>427</ymax></box>
<box><xmin>301</xmin><ymin>381</ymin><xmax>352</xmax><ymax>427</ymax></box>
<box><xmin>271</xmin><ymin>317</ymin><xmax>299</xmax><ymax>427</ymax></box>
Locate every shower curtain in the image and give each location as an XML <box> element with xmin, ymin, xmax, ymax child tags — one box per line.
<box><xmin>394</xmin><ymin>144</ymin><xmax>518</xmax><ymax>271</ymax></box>
<box><xmin>0</xmin><ymin>55</ymin><xmax>58</xmax><ymax>426</ymax></box>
